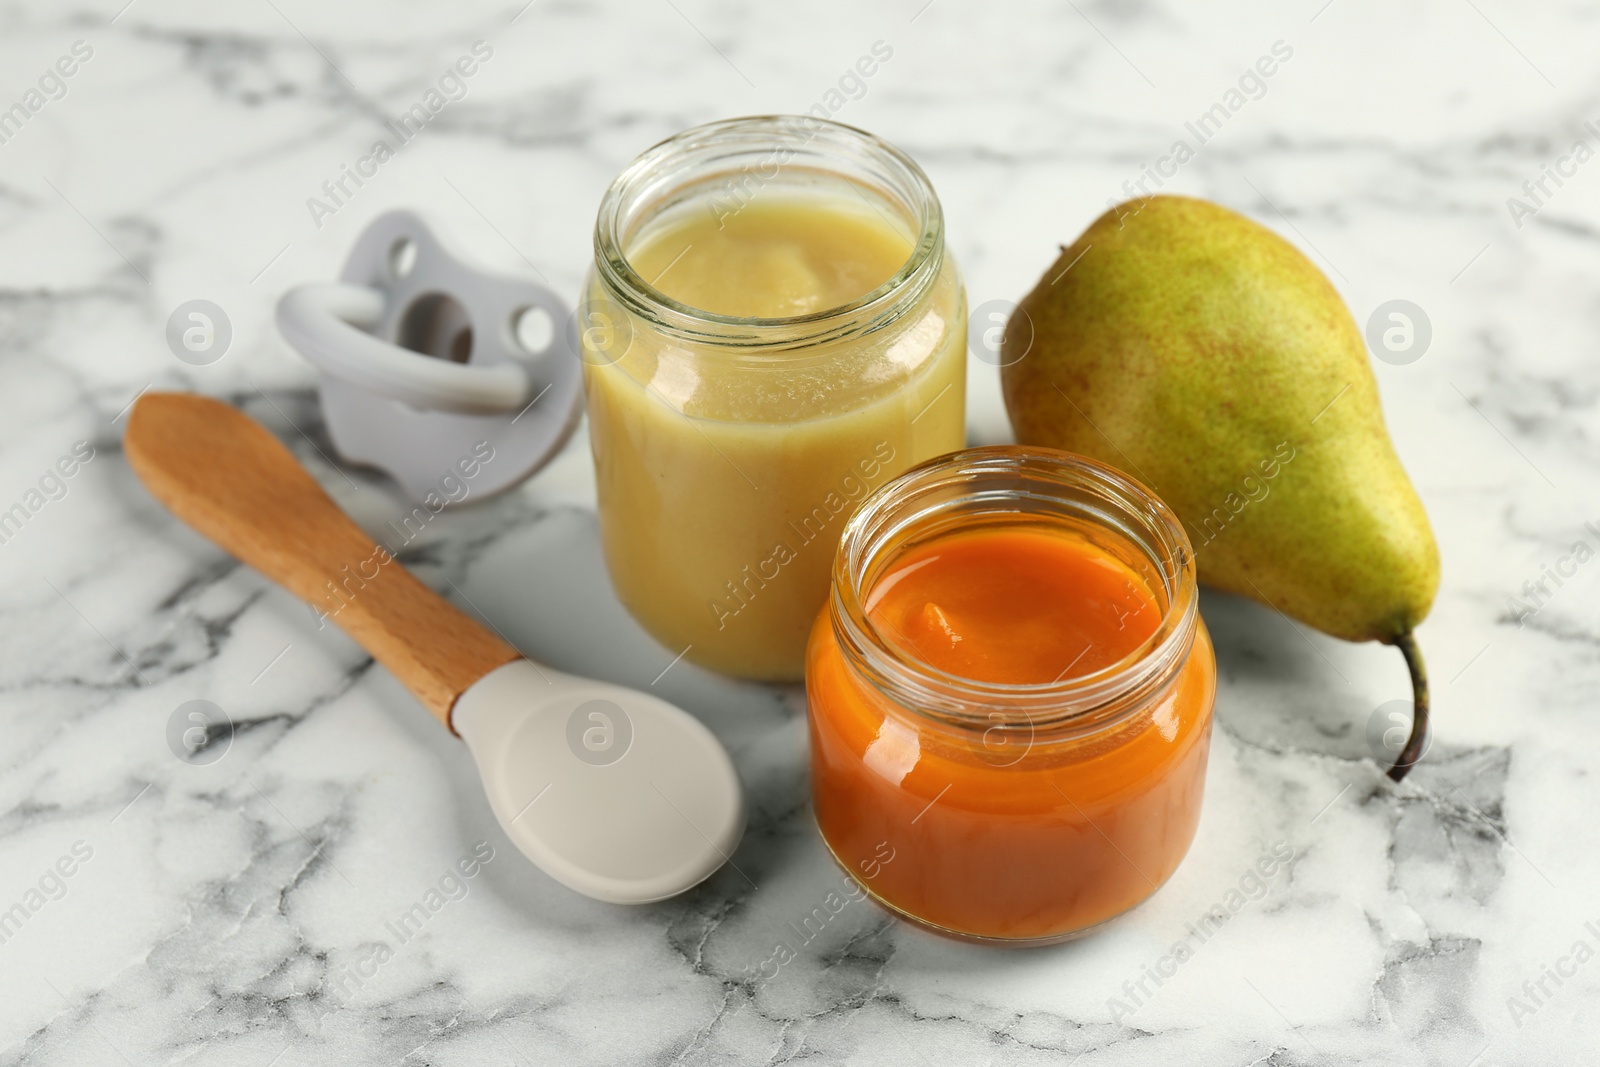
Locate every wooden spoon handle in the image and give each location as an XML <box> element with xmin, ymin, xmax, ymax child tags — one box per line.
<box><xmin>124</xmin><ymin>392</ymin><xmax>521</xmax><ymax>730</ymax></box>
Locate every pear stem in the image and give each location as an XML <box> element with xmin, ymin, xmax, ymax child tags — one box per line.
<box><xmin>1386</xmin><ymin>631</ymin><xmax>1429</xmax><ymax>782</ymax></box>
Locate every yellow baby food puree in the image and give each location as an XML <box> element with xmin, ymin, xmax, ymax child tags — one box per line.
<box><xmin>583</xmin><ymin>192</ymin><xmax>966</xmax><ymax>680</ymax></box>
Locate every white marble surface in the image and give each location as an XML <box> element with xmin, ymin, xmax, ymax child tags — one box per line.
<box><xmin>0</xmin><ymin>0</ymin><xmax>1597</xmax><ymax>1063</ymax></box>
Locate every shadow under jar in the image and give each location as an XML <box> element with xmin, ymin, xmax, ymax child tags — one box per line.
<box><xmin>806</xmin><ymin>447</ymin><xmax>1217</xmax><ymax>944</ymax></box>
<box><xmin>580</xmin><ymin>116</ymin><xmax>966</xmax><ymax>682</ymax></box>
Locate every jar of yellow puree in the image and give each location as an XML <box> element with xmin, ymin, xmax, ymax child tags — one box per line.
<box><xmin>581</xmin><ymin>116</ymin><xmax>967</xmax><ymax>680</ymax></box>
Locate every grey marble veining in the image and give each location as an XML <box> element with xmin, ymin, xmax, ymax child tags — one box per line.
<box><xmin>0</xmin><ymin>0</ymin><xmax>1597</xmax><ymax>1063</ymax></box>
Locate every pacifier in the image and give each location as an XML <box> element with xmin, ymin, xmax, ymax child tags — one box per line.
<box><xmin>276</xmin><ymin>210</ymin><xmax>583</xmax><ymax>502</ymax></box>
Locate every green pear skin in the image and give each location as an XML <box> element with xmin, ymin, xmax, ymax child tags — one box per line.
<box><xmin>1001</xmin><ymin>195</ymin><xmax>1439</xmax><ymax>647</ymax></box>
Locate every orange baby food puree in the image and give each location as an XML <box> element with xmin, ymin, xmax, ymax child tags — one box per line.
<box><xmin>867</xmin><ymin>527</ymin><xmax>1163</xmax><ymax>683</ymax></box>
<box><xmin>807</xmin><ymin>520</ymin><xmax>1216</xmax><ymax>943</ymax></box>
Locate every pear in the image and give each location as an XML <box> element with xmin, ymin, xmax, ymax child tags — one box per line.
<box><xmin>1001</xmin><ymin>195</ymin><xmax>1439</xmax><ymax>780</ymax></box>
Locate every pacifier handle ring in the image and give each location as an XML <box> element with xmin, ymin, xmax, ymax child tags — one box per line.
<box><xmin>276</xmin><ymin>282</ymin><xmax>531</xmax><ymax>416</ymax></box>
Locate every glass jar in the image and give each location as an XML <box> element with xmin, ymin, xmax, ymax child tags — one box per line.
<box><xmin>806</xmin><ymin>447</ymin><xmax>1216</xmax><ymax>944</ymax></box>
<box><xmin>580</xmin><ymin>116</ymin><xmax>966</xmax><ymax>682</ymax></box>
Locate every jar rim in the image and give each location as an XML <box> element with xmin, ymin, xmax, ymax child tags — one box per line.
<box><xmin>592</xmin><ymin>115</ymin><xmax>944</xmax><ymax>347</ymax></box>
<box><xmin>829</xmin><ymin>446</ymin><xmax>1200</xmax><ymax>736</ymax></box>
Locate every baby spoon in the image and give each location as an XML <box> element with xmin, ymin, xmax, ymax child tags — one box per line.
<box><xmin>125</xmin><ymin>393</ymin><xmax>744</xmax><ymax>904</ymax></box>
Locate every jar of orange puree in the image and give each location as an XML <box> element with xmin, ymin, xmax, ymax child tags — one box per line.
<box><xmin>807</xmin><ymin>447</ymin><xmax>1216</xmax><ymax>944</ymax></box>
<box><xmin>581</xmin><ymin>116</ymin><xmax>966</xmax><ymax>681</ymax></box>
